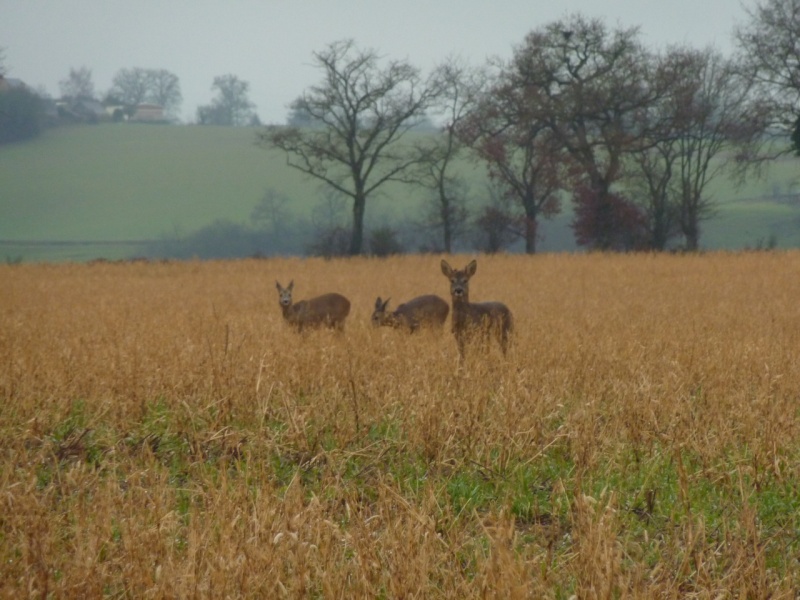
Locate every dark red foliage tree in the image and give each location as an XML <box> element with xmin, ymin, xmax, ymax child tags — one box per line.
<box><xmin>474</xmin><ymin>205</ymin><xmax>521</xmax><ymax>253</ymax></box>
<box><xmin>572</xmin><ymin>185</ymin><xmax>648</xmax><ymax>251</ymax></box>
<box><xmin>509</xmin><ymin>15</ymin><xmax>671</xmax><ymax>251</ymax></box>
<box><xmin>458</xmin><ymin>78</ymin><xmax>563</xmax><ymax>254</ymax></box>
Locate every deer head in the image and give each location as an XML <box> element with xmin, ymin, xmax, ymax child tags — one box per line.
<box><xmin>276</xmin><ymin>280</ymin><xmax>294</xmax><ymax>307</ymax></box>
<box><xmin>371</xmin><ymin>297</ymin><xmax>391</xmax><ymax>327</ymax></box>
<box><xmin>441</xmin><ymin>259</ymin><xmax>477</xmax><ymax>302</ymax></box>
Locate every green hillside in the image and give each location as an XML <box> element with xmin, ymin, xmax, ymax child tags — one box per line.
<box><xmin>1</xmin><ymin>124</ymin><xmax>798</xmax><ymax>261</ymax></box>
<box><xmin>1</xmin><ymin>125</ymin><xmax>311</xmax><ymax>239</ymax></box>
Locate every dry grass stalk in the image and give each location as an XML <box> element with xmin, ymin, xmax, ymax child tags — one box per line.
<box><xmin>2</xmin><ymin>253</ymin><xmax>800</xmax><ymax>597</ymax></box>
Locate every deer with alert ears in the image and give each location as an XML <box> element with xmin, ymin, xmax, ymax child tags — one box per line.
<box><xmin>440</xmin><ymin>259</ymin><xmax>513</xmax><ymax>357</ymax></box>
<box><xmin>275</xmin><ymin>280</ymin><xmax>351</xmax><ymax>332</ymax></box>
<box><xmin>371</xmin><ymin>294</ymin><xmax>449</xmax><ymax>333</ymax></box>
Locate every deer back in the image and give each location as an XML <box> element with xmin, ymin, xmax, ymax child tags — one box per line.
<box><xmin>296</xmin><ymin>293</ymin><xmax>351</xmax><ymax>329</ymax></box>
<box><xmin>455</xmin><ymin>301</ymin><xmax>513</xmax><ymax>334</ymax></box>
<box><xmin>277</xmin><ymin>280</ymin><xmax>350</xmax><ymax>331</ymax></box>
<box><xmin>393</xmin><ymin>294</ymin><xmax>449</xmax><ymax>331</ymax></box>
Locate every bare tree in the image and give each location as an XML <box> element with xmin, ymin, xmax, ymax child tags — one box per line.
<box><xmin>109</xmin><ymin>67</ymin><xmax>150</xmax><ymax>106</ymax></box>
<box><xmin>197</xmin><ymin>74</ymin><xmax>255</xmax><ymax>126</ymax></box>
<box><xmin>665</xmin><ymin>49</ymin><xmax>767</xmax><ymax>250</ymax></box>
<box><xmin>459</xmin><ymin>65</ymin><xmax>563</xmax><ymax>254</ymax></box>
<box><xmin>59</xmin><ymin>66</ymin><xmax>95</xmax><ymax>100</ymax></box>
<box><xmin>419</xmin><ymin>178</ymin><xmax>470</xmax><ymax>253</ymax></box>
<box><xmin>146</xmin><ymin>69</ymin><xmax>182</xmax><ymax>117</ymax></box>
<box><xmin>250</xmin><ymin>188</ymin><xmax>290</xmax><ymax>230</ymax></box>
<box><xmin>735</xmin><ymin>0</ymin><xmax>800</xmax><ymax>154</ymax></box>
<box><xmin>473</xmin><ymin>183</ymin><xmax>521</xmax><ymax>253</ymax></box>
<box><xmin>627</xmin><ymin>49</ymin><xmax>701</xmax><ymax>250</ymax></box>
<box><xmin>108</xmin><ymin>67</ymin><xmax>182</xmax><ymax>119</ymax></box>
<box><xmin>308</xmin><ymin>190</ymin><xmax>351</xmax><ymax>257</ymax></box>
<box><xmin>416</xmin><ymin>57</ymin><xmax>484</xmax><ymax>252</ymax></box>
<box><xmin>258</xmin><ymin>40</ymin><xmax>438</xmax><ymax>255</ymax></box>
<box><xmin>628</xmin><ymin>139</ymin><xmax>682</xmax><ymax>250</ymax></box>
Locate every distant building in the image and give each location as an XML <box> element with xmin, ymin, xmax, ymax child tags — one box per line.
<box><xmin>131</xmin><ymin>103</ymin><xmax>165</xmax><ymax>122</ymax></box>
<box><xmin>0</xmin><ymin>74</ymin><xmax>28</xmax><ymax>92</ymax></box>
<box><xmin>57</xmin><ymin>97</ymin><xmax>107</xmax><ymax>123</ymax></box>
<box><xmin>105</xmin><ymin>104</ymin><xmax>128</xmax><ymax>121</ymax></box>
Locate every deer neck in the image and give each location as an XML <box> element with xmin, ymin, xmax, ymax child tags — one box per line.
<box><xmin>392</xmin><ymin>311</ymin><xmax>415</xmax><ymax>329</ymax></box>
<box><xmin>451</xmin><ymin>293</ymin><xmax>474</xmax><ymax>323</ymax></box>
<box><xmin>281</xmin><ymin>302</ymin><xmax>301</xmax><ymax>321</ymax></box>
<box><xmin>452</xmin><ymin>293</ymin><xmax>470</xmax><ymax>309</ymax></box>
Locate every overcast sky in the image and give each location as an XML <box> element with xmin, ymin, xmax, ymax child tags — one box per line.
<box><xmin>1</xmin><ymin>0</ymin><xmax>755</xmax><ymax>123</ymax></box>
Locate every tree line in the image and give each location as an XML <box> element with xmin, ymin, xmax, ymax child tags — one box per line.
<box><xmin>0</xmin><ymin>54</ymin><xmax>259</xmax><ymax>138</ymax></box>
<box><xmin>260</xmin><ymin>1</ymin><xmax>800</xmax><ymax>254</ymax></box>
<box><xmin>2</xmin><ymin>0</ymin><xmax>798</xmax><ymax>255</ymax></box>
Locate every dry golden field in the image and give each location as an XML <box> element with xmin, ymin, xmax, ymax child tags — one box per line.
<box><xmin>2</xmin><ymin>252</ymin><xmax>800</xmax><ymax>598</ymax></box>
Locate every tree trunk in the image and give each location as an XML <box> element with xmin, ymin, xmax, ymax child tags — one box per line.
<box><xmin>440</xmin><ymin>178</ymin><xmax>453</xmax><ymax>253</ymax></box>
<box><xmin>524</xmin><ymin>215</ymin><xmax>538</xmax><ymax>254</ymax></box>
<box><xmin>651</xmin><ymin>203</ymin><xmax>669</xmax><ymax>251</ymax></box>
<box><xmin>681</xmin><ymin>195</ymin><xmax>700</xmax><ymax>251</ymax></box>
<box><xmin>441</xmin><ymin>194</ymin><xmax>454</xmax><ymax>253</ymax></box>
<box><xmin>684</xmin><ymin>221</ymin><xmax>699</xmax><ymax>251</ymax></box>
<box><xmin>594</xmin><ymin>181</ymin><xmax>614</xmax><ymax>250</ymax></box>
<box><xmin>521</xmin><ymin>193</ymin><xmax>539</xmax><ymax>254</ymax></box>
<box><xmin>349</xmin><ymin>193</ymin><xmax>367</xmax><ymax>255</ymax></box>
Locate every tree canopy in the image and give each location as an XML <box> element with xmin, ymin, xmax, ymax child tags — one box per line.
<box><xmin>197</xmin><ymin>74</ymin><xmax>256</xmax><ymax>126</ymax></box>
<box><xmin>109</xmin><ymin>67</ymin><xmax>182</xmax><ymax>117</ymax></box>
<box><xmin>258</xmin><ymin>39</ymin><xmax>439</xmax><ymax>255</ymax></box>
<box><xmin>736</xmin><ymin>0</ymin><xmax>800</xmax><ymax>154</ymax></box>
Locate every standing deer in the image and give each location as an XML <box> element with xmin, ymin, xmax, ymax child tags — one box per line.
<box><xmin>371</xmin><ymin>294</ymin><xmax>449</xmax><ymax>333</ymax></box>
<box><xmin>440</xmin><ymin>259</ymin><xmax>513</xmax><ymax>357</ymax></box>
<box><xmin>275</xmin><ymin>280</ymin><xmax>351</xmax><ymax>332</ymax></box>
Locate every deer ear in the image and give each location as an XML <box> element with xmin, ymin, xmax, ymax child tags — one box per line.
<box><xmin>288</xmin><ymin>280</ymin><xmax>294</xmax><ymax>291</ymax></box>
<box><xmin>275</xmin><ymin>281</ymin><xmax>282</xmax><ymax>291</ymax></box>
<box><xmin>375</xmin><ymin>297</ymin><xmax>383</xmax><ymax>309</ymax></box>
<box><xmin>383</xmin><ymin>298</ymin><xmax>391</xmax><ymax>311</ymax></box>
<box><xmin>465</xmin><ymin>260</ymin><xmax>477</xmax><ymax>277</ymax></box>
<box><xmin>441</xmin><ymin>259</ymin><xmax>453</xmax><ymax>277</ymax></box>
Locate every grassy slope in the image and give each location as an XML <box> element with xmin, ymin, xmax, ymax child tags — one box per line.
<box><xmin>0</xmin><ymin>124</ymin><xmax>450</xmax><ymax>241</ymax></box>
<box><xmin>1</xmin><ymin>124</ymin><xmax>798</xmax><ymax>260</ymax></box>
<box><xmin>702</xmin><ymin>155</ymin><xmax>800</xmax><ymax>248</ymax></box>
<box><xmin>0</xmin><ymin>124</ymin><xmax>309</xmax><ymax>241</ymax></box>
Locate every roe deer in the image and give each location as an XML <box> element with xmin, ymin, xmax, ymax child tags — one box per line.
<box><xmin>371</xmin><ymin>294</ymin><xmax>449</xmax><ymax>333</ymax></box>
<box><xmin>440</xmin><ymin>259</ymin><xmax>513</xmax><ymax>357</ymax></box>
<box><xmin>275</xmin><ymin>280</ymin><xmax>351</xmax><ymax>332</ymax></box>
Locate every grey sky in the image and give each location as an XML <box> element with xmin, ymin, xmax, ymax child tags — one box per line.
<box><xmin>1</xmin><ymin>0</ymin><xmax>753</xmax><ymax>123</ymax></box>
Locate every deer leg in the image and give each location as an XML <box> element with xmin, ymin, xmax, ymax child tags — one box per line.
<box><xmin>456</xmin><ymin>334</ymin><xmax>466</xmax><ymax>359</ymax></box>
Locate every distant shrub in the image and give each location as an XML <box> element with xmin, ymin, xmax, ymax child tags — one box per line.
<box><xmin>572</xmin><ymin>185</ymin><xmax>649</xmax><ymax>251</ymax></box>
<box><xmin>473</xmin><ymin>206</ymin><xmax>519</xmax><ymax>254</ymax></box>
<box><xmin>369</xmin><ymin>226</ymin><xmax>405</xmax><ymax>257</ymax></box>
<box><xmin>0</xmin><ymin>87</ymin><xmax>44</xmax><ymax>144</ymax></box>
<box><xmin>306</xmin><ymin>226</ymin><xmax>351</xmax><ymax>258</ymax></box>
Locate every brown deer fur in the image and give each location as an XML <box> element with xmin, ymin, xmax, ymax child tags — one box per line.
<box><xmin>371</xmin><ymin>295</ymin><xmax>449</xmax><ymax>332</ymax></box>
<box><xmin>440</xmin><ymin>259</ymin><xmax>513</xmax><ymax>357</ymax></box>
<box><xmin>275</xmin><ymin>280</ymin><xmax>350</xmax><ymax>332</ymax></box>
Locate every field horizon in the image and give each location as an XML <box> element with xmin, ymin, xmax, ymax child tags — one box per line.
<box><xmin>2</xmin><ymin>251</ymin><xmax>800</xmax><ymax>596</ymax></box>
<box><xmin>2</xmin><ymin>123</ymin><xmax>800</xmax><ymax>262</ymax></box>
